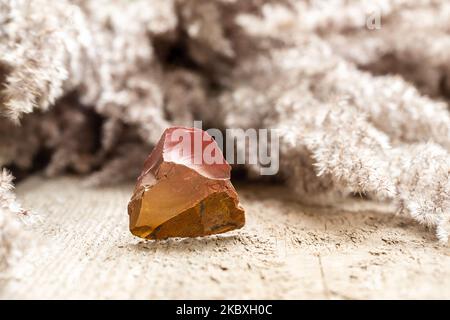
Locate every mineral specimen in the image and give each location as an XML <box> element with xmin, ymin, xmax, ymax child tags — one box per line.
<box><xmin>128</xmin><ymin>127</ymin><xmax>245</xmax><ymax>239</ymax></box>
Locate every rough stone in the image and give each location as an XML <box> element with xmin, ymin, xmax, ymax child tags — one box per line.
<box><xmin>128</xmin><ymin>127</ymin><xmax>245</xmax><ymax>239</ymax></box>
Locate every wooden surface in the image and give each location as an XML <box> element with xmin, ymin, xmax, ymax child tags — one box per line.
<box><xmin>1</xmin><ymin>176</ymin><xmax>450</xmax><ymax>299</ymax></box>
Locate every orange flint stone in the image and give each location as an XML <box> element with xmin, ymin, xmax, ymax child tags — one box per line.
<box><xmin>128</xmin><ymin>127</ymin><xmax>245</xmax><ymax>239</ymax></box>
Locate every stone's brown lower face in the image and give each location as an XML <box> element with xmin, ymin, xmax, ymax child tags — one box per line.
<box><xmin>128</xmin><ymin>127</ymin><xmax>245</xmax><ymax>240</ymax></box>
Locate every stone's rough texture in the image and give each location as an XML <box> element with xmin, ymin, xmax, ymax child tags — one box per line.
<box><xmin>128</xmin><ymin>127</ymin><xmax>245</xmax><ymax>239</ymax></box>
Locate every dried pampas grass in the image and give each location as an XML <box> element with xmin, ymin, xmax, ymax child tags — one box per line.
<box><xmin>0</xmin><ymin>169</ymin><xmax>28</xmax><ymax>273</ymax></box>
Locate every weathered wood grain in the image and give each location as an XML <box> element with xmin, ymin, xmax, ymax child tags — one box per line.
<box><xmin>1</xmin><ymin>176</ymin><xmax>449</xmax><ymax>299</ymax></box>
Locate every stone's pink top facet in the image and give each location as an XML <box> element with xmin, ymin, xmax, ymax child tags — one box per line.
<box><xmin>139</xmin><ymin>127</ymin><xmax>230</xmax><ymax>185</ymax></box>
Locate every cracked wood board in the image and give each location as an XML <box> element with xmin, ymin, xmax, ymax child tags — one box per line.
<box><xmin>1</xmin><ymin>175</ymin><xmax>449</xmax><ymax>299</ymax></box>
